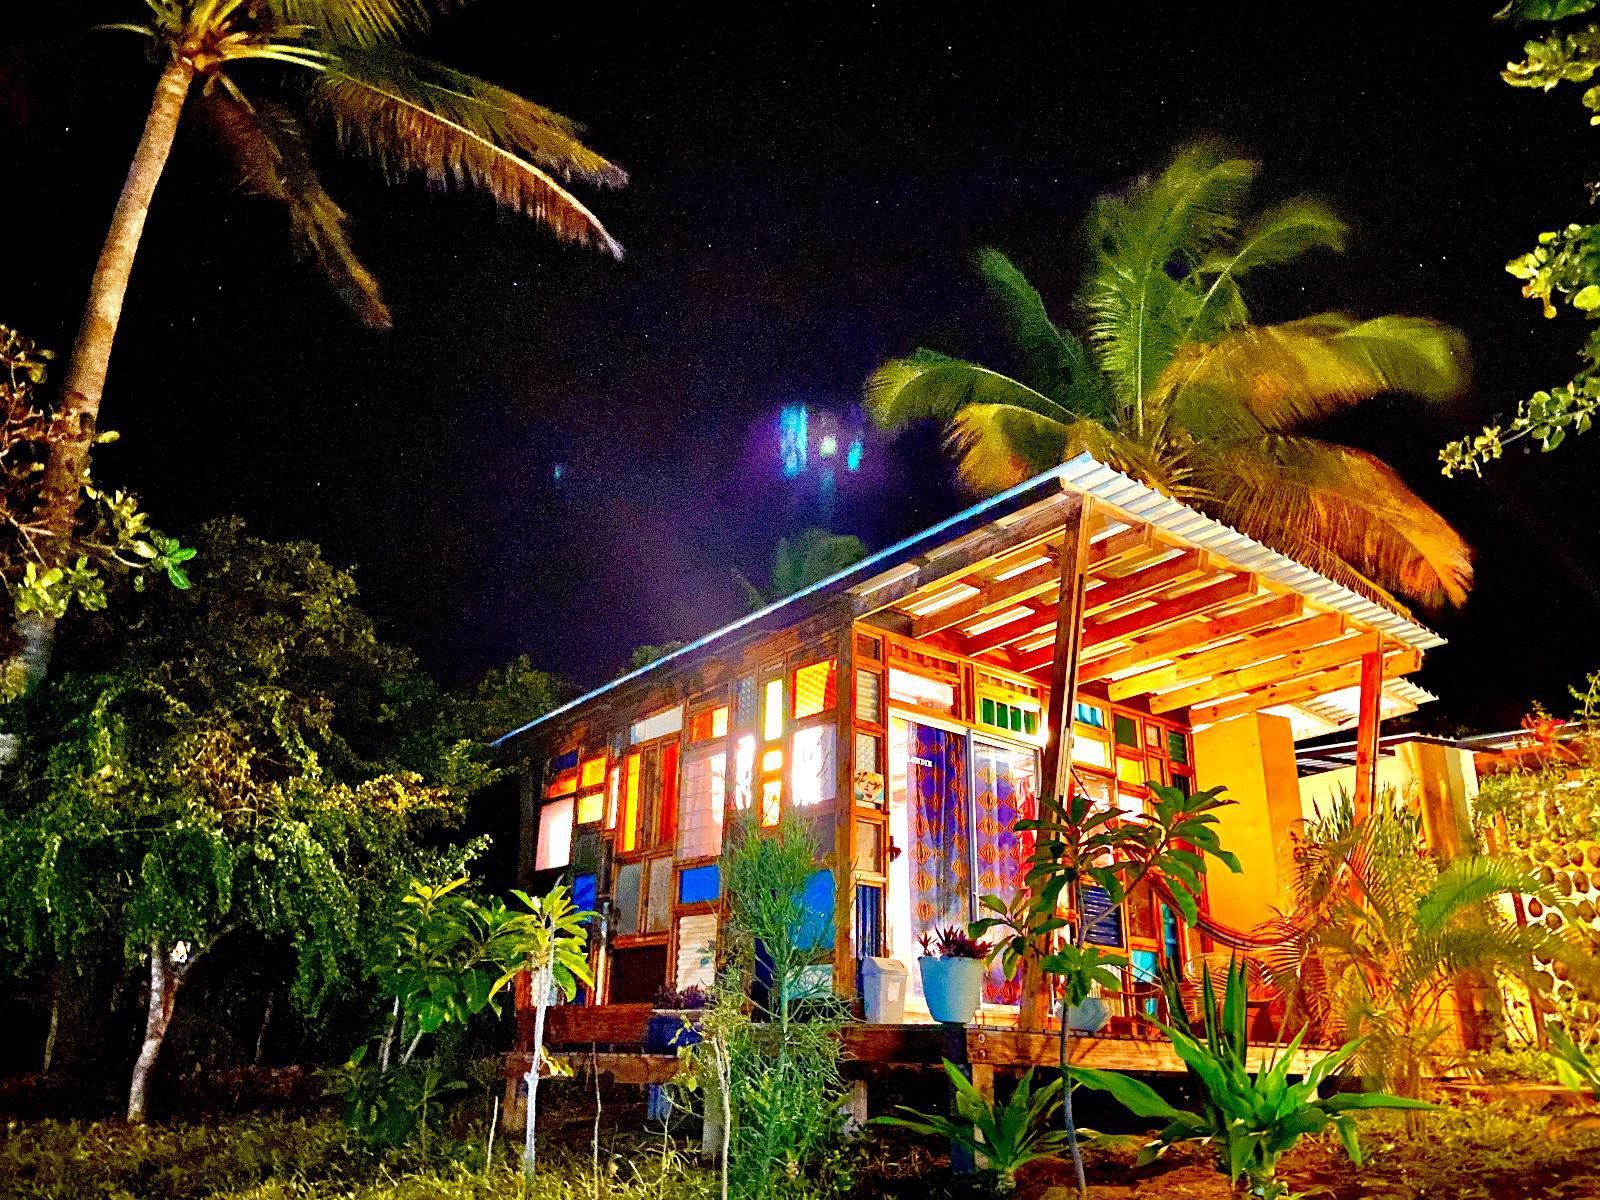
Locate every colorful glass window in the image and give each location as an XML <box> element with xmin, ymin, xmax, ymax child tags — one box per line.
<box><xmin>761</xmin><ymin>779</ymin><xmax>782</xmax><ymax>827</ymax></box>
<box><xmin>793</xmin><ymin>659</ymin><xmax>838</xmax><ymax>719</ymax></box>
<box><xmin>763</xmin><ymin>678</ymin><xmax>785</xmax><ymax>741</ymax></box>
<box><xmin>1074</xmin><ymin>701</ymin><xmax>1106</xmax><ymax>729</ymax></box>
<box><xmin>656</xmin><ymin>743</ymin><xmax>680</xmax><ymax>846</ymax></box>
<box><xmin>678</xmin><ymin>863</ymin><xmax>721</xmax><ymax>904</ymax></box>
<box><xmin>887</xmin><ymin>668</ymin><xmax>957</xmax><ymax>714</ymax></box>
<box><xmin>792</xmin><ymin>724</ymin><xmax>836</xmax><ymax>807</ymax></box>
<box><xmin>674</xmin><ymin>912</ymin><xmax>718</xmax><ymax>992</ymax></box>
<box><xmin>645</xmin><ymin>858</ymin><xmax>673</xmax><ymax>933</ymax></box>
<box><xmin>535</xmin><ymin>797</ymin><xmax>574</xmax><ymax>871</ymax></box>
<box><xmin>854</xmin><ymin>820</ymin><xmax>884</xmax><ymax>874</ymax></box>
<box><xmin>854</xmin><ymin>669</ymin><xmax>882</xmax><ymax>725</ymax></box>
<box><xmin>1116</xmin><ymin>756</ymin><xmax>1147</xmax><ymax>787</ymax></box>
<box><xmin>579</xmin><ymin>757</ymin><xmax>607</xmax><ymax>790</ymax></box>
<box><xmin>614</xmin><ymin>862</ymin><xmax>643</xmax><ymax>936</ymax></box>
<box><xmin>734</xmin><ymin>735</ymin><xmax>756</xmax><ymax>811</ymax></box>
<box><xmin>688</xmin><ymin>705</ymin><xmax>729</xmax><ymax>744</ymax></box>
<box><xmin>733</xmin><ymin>676</ymin><xmax>758</xmax><ymax>729</ymax></box>
<box><xmin>630</xmin><ymin>705</ymin><xmax>684</xmax><ymax>745</ymax></box>
<box><xmin>1112</xmin><ymin>713</ymin><xmax>1140</xmax><ymax>748</ymax></box>
<box><xmin>678</xmin><ymin>752</ymin><xmax>725</xmax><ymax>859</ymax></box>
<box><xmin>1167</xmin><ymin>730</ymin><xmax>1190</xmax><ymax>766</ymax></box>
<box><xmin>576</xmin><ymin>791</ymin><xmax>605</xmax><ymax>826</ymax></box>
<box><xmin>620</xmin><ymin>752</ymin><xmax>642</xmax><ymax>853</ymax></box>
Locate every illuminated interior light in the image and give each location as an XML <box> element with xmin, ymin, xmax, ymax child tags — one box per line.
<box><xmin>762</xmin><ymin>748</ymin><xmax>784</xmax><ymax>773</ymax></box>
<box><xmin>819</xmin><ymin>434</ymin><xmax>838</xmax><ymax>458</ymax></box>
<box><xmin>845</xmin><ymin>438</ymin><xmax>864</xmax><ymax>471</ymax></box>
<box><xmin>904</xmin><ymin>582</ymin><xmax>981</xmax><ymax>617</ymax></box>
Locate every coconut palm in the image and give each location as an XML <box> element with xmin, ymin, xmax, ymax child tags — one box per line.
<box><xmin>37</xmin><ymin>0</ymin><xmax>626</xmax><ymax>619</ymax></box>
<box><xmin>1262</xmin><ymin>792</ymin><xmax>1594</xmax><ymax>1100</ymax></box>
<box><xmin>865</xmin><ymin>142</ymin><xmax>1472</xmax><ymax>611</ymax></box>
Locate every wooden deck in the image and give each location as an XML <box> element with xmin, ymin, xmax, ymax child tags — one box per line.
<box><xmin>511</xmin><ymin>1004</ymin><xmax>1330</xmax><ymax>1084</ymax></box>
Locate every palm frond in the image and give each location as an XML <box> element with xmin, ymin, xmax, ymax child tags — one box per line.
<box><xmin>1082</xmin><ymin>143</ymin><xmax>1257</xmax><ymax>420</ymax></box>
<box><xmin>201</xmin><ymin>92</ymin><xmax>392</xmax><ymax>327</ymax></box>
<box><xmin>1167</xmin><ymin>314</ymin><xmax>1470</xmax><ymax>437</ymax></box>
<box><xmin>1197</xmin><ymin>435</ymin><xmax>1472</xmax><ymax>609</ymax></box>
<box><xmin>1414</xmin><ymin>856</ymin><xmax>1549</xmax><ymax>933</ymax></box>
<box><xmin>973</xmin><ymin>248</ymin><xmax>1114</xmax><ymax>421</ymax></box>
<box><xmin>264</xmin><ymin>0</ymin><xmax>449</xmax><ymax>47</ymax></box>
<box><xmin>864</xmin><ymin>351</ymin><xmax>1075</xmax><ymax>429</ymax></box>
<box><xmin>1185</xmin><ymin>198</ymin><xmax>1348</xmax><ymax>341</ymax></box>
<box><xmin>314</xmin><ymin>45</ymin><xmax>624</xmax><ymax>257</ymax></box>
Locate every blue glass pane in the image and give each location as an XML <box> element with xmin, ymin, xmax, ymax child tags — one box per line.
<box><xmin>1081</xmin><ymin>885</ymin><xmax>1125</xmax><ymax>948</ymax></box>
<box><xmin>795</xmin><ymin>869</ymin><xmax>835</xmax><ymax>951</ymax></box>
<box><xmin>678</xmin><ymin>863</ymin><xmax>721</xmax><ymax>905</ymax></box>
<box><xmin>572</xmin><ymin>872</ymin><xmax>598</xmax><ymax>914</ymax></box>
<box><xmin>550</xmin><ymin>748</ymin><xmax>580</xmax><ymax>773</ymax></box>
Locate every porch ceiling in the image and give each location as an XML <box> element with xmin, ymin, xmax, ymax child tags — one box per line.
<box><xmin>864</xmin><ymin>461</ymin><xmax>1439</xmax><ymax>735</ymax></box>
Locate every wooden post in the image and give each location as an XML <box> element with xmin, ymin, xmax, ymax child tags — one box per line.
<box><xmin>833</xmin><ymin>619</ymin><xmax>858</xmax><ymax>1000</ymax></box>
<box><xmin>1019</xmin><ymin>495</ymin><xmax>1092</xmax><ymax>1031</ymax></box>
<box><xmin>1353</xmin><ymin>632</ymin><xmax>1384</xmax><ymax>817</ymax></box>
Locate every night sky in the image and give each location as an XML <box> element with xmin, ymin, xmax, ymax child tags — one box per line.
<box><xmin>4</xmin><ymin>1</ymin><xmax>1600</xmax><ymax>732</ymax></box>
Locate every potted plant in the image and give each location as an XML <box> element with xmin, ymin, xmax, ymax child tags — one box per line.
<box><xmin>918</xmin><ymin>926</ymin><xmax>988</xmax><ymax>1025</ymax></box>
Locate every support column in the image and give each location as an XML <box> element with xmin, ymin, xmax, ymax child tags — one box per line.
<box><xmin>1353</xmin><ymin>632</ymin><xmax>1384</xmax><ymax>818</ymax></box>
<box><xmin>833</xmin><ymin>619</ymin><xmax>858</xmax><ymax>1000</ymax></box>
<box><xmin>1020</xmin><ymin>495</ymin><xmax>1091</xmax><ymax>1030</ymax></box>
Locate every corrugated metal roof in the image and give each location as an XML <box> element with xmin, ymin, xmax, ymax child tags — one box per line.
<box><xmin>1051</xmin><ymin>454</ymin><xmax>1444</xmax><ymax>653</ymax></box>
<box><xmin>494</xmin><ymin>453</ymin><xmax>1445</xmax><ymax>747</ymax></box>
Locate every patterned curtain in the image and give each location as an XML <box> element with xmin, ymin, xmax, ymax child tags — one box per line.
<box><xmin>973</xmin><ymin>742</ymin><xmax>1037</xmax><ymax>1004</ymax></box>
<box><xmin>910</xmin><ymin>724</ymin><xmax>969</xmax><ymax>941</ymax></box>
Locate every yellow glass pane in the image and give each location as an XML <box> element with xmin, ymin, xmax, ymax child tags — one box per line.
<box><xmin>792</xmin><ymin>659</ymin><xmax>837</xmax><ymax>720</ymax></box>
<box><xmin>711</xmin><ymin>706</ymin><xmax>729</xmax><ymax>738</ymax></box>
<box><xmin>762</xmin><ymin>748</ymin><xmax>784</xmax><ymax>773</ymax></box>
<box><xmin>621</xmin><ymin>753</ymin><xmax>642</xmax><ymax>852</ymax></box>
<box><xmin>1116</xmin><ymin>756</ymin><xmax>1146</xmax><ymax>787</ymax></box>
<box><xmin>763</xmin><ymin>678</ymin><xmax>784</xmax><ymax>741</ymax></box>
<box><xmin>576</xmin><ymin>791</ymin><xmax>605</xmax><ymax>825</ymax></box>
<box><xmin>580</xmin><ymin>757</ymin><xmax>606</xmax><ymax>790</ymax></box>
<box><xmin>761</xmin><ymin>779</ymin><xmax>782</xmax><ymax>827</ymax></box>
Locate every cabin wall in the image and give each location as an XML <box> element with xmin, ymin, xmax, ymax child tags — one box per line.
<box><xmin>1192</xmin><ymin>713</ymin><xmax>1303</xmax><ymax>934</ymax></box>
<box><xmin>1298</xmin><ymin>742</ymin><xmax>1479</xmax><ymax>856</ymax></box>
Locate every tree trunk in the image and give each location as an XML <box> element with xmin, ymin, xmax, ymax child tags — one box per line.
<box><xmin>127</xmin><ymin>943</ymin><xmax>183</xmax><ymax>1123</ymax></box>
<box><xmin>29</xmin><ymin>56</ymin><xmax>194</xmax><ymax>675</ymax></box>
<box><xmin>523</xmin><ymin>962</ymin><xmax>552</xmax><ymax>1179</ymax></box>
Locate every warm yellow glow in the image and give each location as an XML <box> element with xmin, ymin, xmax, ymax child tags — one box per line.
<box><xmin>763</xmin><ymin>678</ymin><xmax>784</xmax><ymax>741</ymax></box>
<box><xmin>792</xmin><ymin>659</ymin><xmax>837</xmax><ymax>719</ymax></box>
<box><xmin>545</xmin><ymin>771</ymin><xmax>577</xmax><ymax>798</ymax></box>
<box><xmin>1116</xmin><ymin>756</ymin><xmax>1146</xmax><ymax>787</ymax></box>
<box><xmin>576</xmin><ymin>791</ymin><xmax>605</xmax><ymax>825</ymax></box>
<box><xmin>762</xmin><ymin>748</ymin><xmax>784</xmax><ymax>773</ymax></box>
<box><xmin>761</xmin><ymin>779</ymin><xmax>782</xmax><ymax>827</ymax></box>
<box><xmin>621</xmin><ymin>753</ymin><xmax>642</xmax><ymax>852</ymax></box>
<box><xmin>734</xmin><ymin>735</ymin><xmax>756</xmax><ymax>810</ymax></box>
<box><xmin>689</xmin><ymin>705</ymin><xmax>730</xmax><ymax>743</ymax></box>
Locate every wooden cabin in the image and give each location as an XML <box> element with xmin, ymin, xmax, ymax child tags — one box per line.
<box><xmin>496</xmin><ymin>454</ymin><xmax>1455</xmax><ymax>1081</ymax></box>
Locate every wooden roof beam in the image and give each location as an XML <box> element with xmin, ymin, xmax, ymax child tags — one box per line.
<box><xmin>1107</xmin><ymin>611</ymin><xmax>1345</xmax><ymax>702</ymax></box>
<box><xmin>1148</xmin><ymin>630</ymin><xmax>1372</xmax><ymax>714</ymax></box>
<box><xmin>1011</xmin><ymin>572</ymin><xmax>1256</xmax><ymax>675</ymax></box>
<box><xmin>1189</xmin><ymin>647</ymin><xmax>1421</xmax><ymax>726</ymax></box>
<box><xmin>911</xmin><ymin>525</ymin><xmax>1152</xmax><ymax>638</ymax></box>
<box><xmin>1078</xmin><ymin>594</ymin><xmax>1303</xmax><ymax>685</ymax></box>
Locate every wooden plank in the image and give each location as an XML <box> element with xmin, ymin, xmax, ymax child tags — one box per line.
<box><xmin>1354</xmin><ymin>632</ymin><xmax>1384</xmax><ymax>816</ymax></box>
<box><xmin>1190</xmin><ymin>647</ymin><xmax>1420</xmax><ymax>725</ymax></box>
<box><xmin>833</xmin><ymin>620</ymin><xmax>857</xmax><ymax>998</ymax></box>
<box><xmin>963</xmin><ymin>1028</ymin><xmax>1327</xmax><ymax>1076</ymax></box>
<box><xmin>1147</xmin><ymin>630</ymin><xmax>1370</xmax><ymax>715</ymax></box>
<box><xmin>854</xmin><ymin>500</ymin><xmax>1083</xmax><ymax>617</ymax></box>
<box><xmin>1078</xmin><ymin>594</ymin><xmax>1303</xmax><ymax>685</ymax></box>
<box><xmin>1106</xmin><ymin>610</ymin><xmax>1340</xmax><ymax>701</ymax></box>
<box><xmin>1012</xmin><ymin>574</ymin><xmax>1257</xmax><ymax>675</ymax></box>
<box><xmin>539</xmin><ymin>1003</ymin><xmax>654</xmax><ymax>1047</ymax></box>
<box><xmin>911</xmin><ymin>525</ymin><xmax>1150</xmax><ymax>638</ymax></box>
<box><xmin>1025</xmin><ymin>494</ymin><xmax>1091</xmax><ymax>1029</ymax></box>
<box><xmin>958</xmin><ymin>603</ymin><xmax>1053</xmax><ymax>656</ymax></box>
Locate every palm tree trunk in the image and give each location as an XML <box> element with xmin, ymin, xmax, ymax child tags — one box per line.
<box><xmin>29</xmin><ymin>56</ymin><xmax>194</xmax><ymax>675</ymax></box>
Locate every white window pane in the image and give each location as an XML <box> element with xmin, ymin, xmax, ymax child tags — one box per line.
<box><xmin>614</xmin><ymin>862</ymin><xmax>643</xmax><ymax>937</ymax></box>
<box><xmin>791</xmin><ymin>724</ymin><xmax>836</xmax><ymax>808</ymax></box>
<box><xmin>675</xmin><ymin>912</ymin><xmax>719</xmax><ymax>993</ymax></box>
<box><xmin>535</xmin><ymin>797</ymin><xmax>574</xmax><ymax>871</ymax></box>
<box><xmin>678</xmin><ymin>751</ymin><xmax>726</xmax><ymax>859</ymax></box>
<box><xmin>630</xmin><ymin>704</ymin><xmax>684</xmax><ymax>745</ymax></box>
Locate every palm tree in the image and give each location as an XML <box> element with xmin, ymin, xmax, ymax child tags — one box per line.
<box><xmin>865</xmin><ymin>142</ymin><xmax>1472</xmax><ymax>612</ymax></box>
<box><xmin>1262</xmin><ymin>792</ymin><xmax>1592</xmax><ymax>1101</ymax></box>
<box><xmin>36</xmin><ymin>0</ymin><xmax>626</xmax><ymax>649</ymax></box>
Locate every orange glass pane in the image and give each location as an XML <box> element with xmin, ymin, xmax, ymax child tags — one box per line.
<box><xmin>688</xmin><ymin>705</ymin><xmax>730</xmax><ymax>744</ymax></box>
<box><xmin>577</xmin><ymin>791</ymin><xmax>605</xmax><ymax>825</ymax></box>
<box><xmin>761</xmin><ymin>779</ymin><xmax>782</xmax><ymax>827</ymax></box>
<box><xmin>579</xmin><ymin>757</ymin><xmax>607</xmax><ymax>790</ymax></box>
<box><xmin>621</xmin><ymin>753</ymin><xmax>642</xmax><ymax>852</ymax></box>
<box><xmin>546</xmin><ymin>770</ymin><xmax>578</xmax><ymax>798</ymax></box>
<box><xmin>658</xmin><ymin>743</ymin><xmax>680</xmax><ymax>846</ymax></box>
<box><xmin>792</xmin><ymin>659</ymin><xmax>838</xmax><ymax>720</ymax></box>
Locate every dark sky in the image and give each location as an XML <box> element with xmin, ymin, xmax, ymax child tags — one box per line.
<box><xmin>4</xmin><ymin>1</ymin><xmax>1600</xmax><ymax>731</ymax></box>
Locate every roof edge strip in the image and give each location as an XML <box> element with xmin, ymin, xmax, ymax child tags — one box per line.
<box><xmin>491</xmin><ymin>463</ymin><xmax>1079</xmax><ymax>747</ymax></box>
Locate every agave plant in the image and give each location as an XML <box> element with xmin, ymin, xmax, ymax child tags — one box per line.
<box><xmin>873</xmin><ymin>1061</ymin><xmax>1071</xmax><ymax>1196</ymax></box>
<box><xmin>866</xmin><ymin>141</ymin><xmax>1472</xmax><ymax>613</ymax></box>
<box><xmin>1071</xmin><ymin>957</ymin><xmax>1435</xmax><ymax>1200</ymax></box>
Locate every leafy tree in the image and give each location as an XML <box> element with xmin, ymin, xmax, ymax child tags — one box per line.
<box><xmin>1261</xmin><ymin>792</ymin><xmax>1598</xmax><ymax>1100</ymax></box>
<box><xmin>868</xmin><ymin>143</ymin><xmax>1473</xmax><ymax>612</ymax></box>
<box><xmin>34</xmin><ymin>0</ymin><xmax>626</xmax><ymax>654</ymax></box>
<box><xmin>0</xmin><ymin>520</ymin><xmax>482</xmax><ymax>1121</ymax></box>
<box><xmin>1442</xmin><ymin>0</ymin><xmax>1600</xmax><ymax>474</ymax></box>
<box><xmin>736</xmin><ymin>528</ymin><xmax>869</xmax><ymax>612</ymax></box>
<box><xmin>0</xmin><ymin>325</ymin><xmax>189</xmax><ymax>680</ymax></box>
<box><xmin>970</xmin><ymin>782</ymin><xmax>1240</xmax><ymax>1200</ymax></box>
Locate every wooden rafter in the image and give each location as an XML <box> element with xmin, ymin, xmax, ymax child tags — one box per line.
<box><xmin>910</xmin><ymin>525</ymin><xmax>1151</xmax><ymax>638</ymax></box>
<box><xmin>1077</xmin><ymin>594</ymin><xmax>1303</xmax><ymax>685</ymax></box>
<box><xmin>1107</xmin><ymin>611</ymin><xmax>1345</xmax><ymax>702</ymax></box>
<box><xmin>1147</xmin><ymin>630</ymin><xmax>1371</xmax><ymax>715</ymax></box>
<box><xmin>1189</xmin><ymin>647</ymin><xmax>1421</xmax><ymax>726</ymax></box>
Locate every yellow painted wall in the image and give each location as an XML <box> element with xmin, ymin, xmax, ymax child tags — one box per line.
<box><xmin>1192</xmin><ymin>712</ymin><xmax>1304</xmax><ymax>933</ymax></box>
<box><xmin>1297</xmin><ymin>741</ymin><xmax>1479</xmax><ymax>856</ymax></box>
